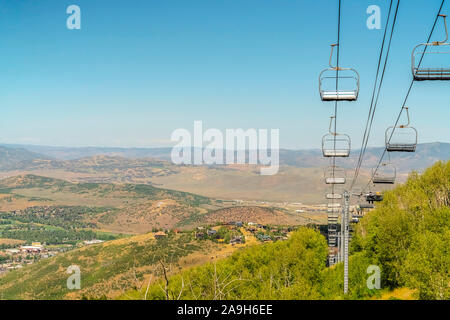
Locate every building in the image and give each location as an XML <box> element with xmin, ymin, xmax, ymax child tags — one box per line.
<box><xmin>83</xmin><ymin>240</ymin><xmax>104</xmax><ymax>245</ymax></box>
<box><xmin>230</xmin><ymin>236</ymin><xmax>243</xmax><ymax>245</ymax></box>
<box><xmin>154</xmin><ymin>231</ymin><xmax>167</xmax><ymax>240</ymax></box>
<box><xmin>195</xmin><ymin>232</ymin><xmax>205</xmax><ymax>239</ymax></box>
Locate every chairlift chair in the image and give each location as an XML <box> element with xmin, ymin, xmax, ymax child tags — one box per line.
<box><xmin>373</xmin><ymin>162</ymin><xmax>397</xmax><ymax>184</ymax></box>
<box><xmin>328</xmin><ymin>216</ymin><xmax>339</xmax><ymax>224</ymax></box>
<box><xmin>324</xmin><ymin>165</ymin><xmax>347</xmax><ymax>184</ymax></box>
<box><xmin>328</xmin><ymin>224</ymin><xmax>338</xmax><ymax>232</ymax></box>
<box><xmin>322</xmin><ymin>116</ymin><xmax>351</xmax><ymax>157</ymax></box>
<box><xmin>385</xmin><ymin>107</ymin><xmax>418</xmax><ymax>152</ymax></box>
<box><xmin>359</xmin><ymin>203</ymin><xmax>375</xmax><ymax>209</ymax></box>
<box><xmin>412</xmin><ymin>15</ymin><xmax>450</xmax><ymax>81</ymax></box>
<box><xmin>319</xmin><ymin>44</ymin><xmax>360</xmax><ymax>101</ymax></box>
<box><xmin>327</xmin><ymin>201</ymin><xmax>341</xmax><ymax>213</ymax></box>
<box><xmin>365</xmin><ymin>192</ymin><xmax>383</xmax><ymax>203</ymax></box>
<box><xmin>326</xmin><ymin>192</ymin><xmax>343</xmax><ymax>200</ymax></box>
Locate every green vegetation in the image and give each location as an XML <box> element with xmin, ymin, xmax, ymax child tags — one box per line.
<box><xmin>126</xmin><ymin>228</ymin><xmax>328</xmax><ymax>300</ymax></box>
<box><xmin>0</xmin><ymin>161</ymin><xmax>447</xmax><ymax>300</ymax></box>
<box><xmin>125</xmin><ymin>161</ymin><xmax>449</xmax><ymax>300</ymax></box>
<box><xmin>0</xmin><ymin>206</ymin><xmax>110</xmax><ymax>229</ymax></box>
<box><xmin>0</xmin><ymin>206</ymin><xmax>121</xmax><ymax>245</ymax></box>
<box><xmin>350</xmin><ymin>160</ymin><xmax>449</xmax><ymax>300</ymax></box>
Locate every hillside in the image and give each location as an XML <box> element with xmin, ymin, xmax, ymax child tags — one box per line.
<box><xmin>122</xmin><ymin>161</ymin><xmax>449</xmax><ymax>300</ymax></box>
<box><xmin>0</xmin><ymin>174</ymin><xmax>308</xmax><ymax>235</ymax></box>
<box><xmin>202</xmin><ymin>206</ymin><xmax>300</xmax><ymax>225</ymax></box>
<box><xmin>0</xmin><ymin>174</ymin><xmax>214</xmax><ymax>233</ymax></box>
<box><xmin>0</xmin><ymin>146</ymin><xmax>52</xmax><ymax>170</ymax></box>
<box><xmin>0</xmin><ymin>143</ymin><xmax>447</xmax><ymax>203</ymax></box>
<box><xmin>0</xmin><ymin>161</ymin><xmax>447</xmax><ymax>300</ymax></box>
<box><xmin>4</xmin><ymin>142</ymin><xmax>448</xmax><ymax>172</ymax></box>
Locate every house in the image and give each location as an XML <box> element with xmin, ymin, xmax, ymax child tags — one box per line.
<box><xmin>230</xmin><ymin>236</ymin><xmax>243</xmax><ymax>245</ymax></box>
<box><xmin>20</xmin><ymin>246</ymin><xmax>43</xmax><ymax>254</ymax></box>
<box><xmin>5</xmin><ymin>249</ymin><xmax>20</xmax><ymax>255</ymax></box>
<box><xmin>154</xmin><ymin>231</ymin><xmax>167</xmax><ymax>240</ymax></box>
<box><xmin>83</xmin><ymin>240</ymin><xmax>104</xmax><ymax>245</ymax></box>
<box><xmin>257</xmin><ymin>234</ymin><xmax>272</xmax><ymax>242</ymax></box>
<box><xmin>195</xmin><ymin>232</ymin><xmax>205</xmax><ymax>239</ymax></box>
<box><xmin>235</xmin><ymin>222</ymin><xmax>243</xmax><ymax>227</ymax></box>
<box><xmin>207</xmin><ymin>229</ymin><xmax>218</xmax><ymax>236</ymax></box>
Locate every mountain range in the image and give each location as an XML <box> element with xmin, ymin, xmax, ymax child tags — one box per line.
<box><xmin>1</xmin><ymin>142</ymin><xmax>449</xmax><ymax>172</ymax></box>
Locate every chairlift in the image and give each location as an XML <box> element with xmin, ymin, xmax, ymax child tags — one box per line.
<box><xmin>322</xmin><ymin>116</ymin><xmax>351</xmax><ymax>157</ymax></box>
<box><xmin>353</xmin><ymin>210</ymin><xmax>364</xmax><ymax>218</ymax></box>
<box><xmin>319</xmin><ymin>44</ymin><xmax>360</xmax><ymax>101</ymax></box>
<box><xmin>359</xmin><ymin>203</ymin><xmax>374</xmax><ymax>209</ymax></box>
<box><xmin>326</xmin><ymin>192</ymin><xmax>343</xmax><ymax>200</ymax></box>
<box><xmin>351</xmin><ymin>217</ymin><xmax>360</xmax><ymax>223</ymax></box>
<box><xmin>373</xmin><ymin>162</ymin><xmax>396</xmax><ymax>184</ymax></box>
<box><xmin>327</xmin><ymin>201</ymin><xmax>341</xmax><ymax>213</ymax></box>
<box><xmin>385</xmin><ymin>107</ymin><xmax>418</xmax><ymax>152</ymax></box>
<box><xmin>324</xmin><ymin>165</ymin><xmax>346</xmax><ymax>184</ymax></box>
<box><xmin>328</xmin><ymin>216</ymin><xmax>339</xmax><ymax>224</ymax></box>
<box><xmin>412</xmin><ymin>15</ymin><xmax>450</xmax><ymax>80</ymax></box>
<box><xmin>365</xmin><ymin>191</ymin><xmax>383</xmax><ymax>203</ymax></box>
<box><xmin>328</xmin><ymin>224</ymin><xmax>338</xmax><ymax>232</ymax></box>
<box><xmin>326</xmin><ymin>185</ymin><xmax>343</xmax><ymax>200</ymax></box>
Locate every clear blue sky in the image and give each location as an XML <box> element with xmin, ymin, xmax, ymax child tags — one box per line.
<box><xmin>0</xmin><ymin>0</ymin><xmax>448</xmax><ymax>149</ymax></box>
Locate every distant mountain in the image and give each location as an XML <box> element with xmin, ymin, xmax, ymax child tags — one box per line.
<box><xmin>0</xmin><ymin>146</ymin><xmax>52</xmax><ymax>170</ymax></box>
<box><xmin>280</xmin><ymin>142</ymin><xmax>450</xmax><ymax>172</ymax></box>
<box><xmin>2</xmin><ymin>142</ymin><xmax>449</xmax><ymax>173</ymax></box>
<box><xmin>1</xmin><ymin>144</ymin><xmax>173</xmax><ymax>161</ymax></box>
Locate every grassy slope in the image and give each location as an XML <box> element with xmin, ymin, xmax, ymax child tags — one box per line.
<box><xmin>0</xmin><ymin>232</ymin><xmax>224</xmax><ymax>300</ymax></box>
<box><xmin>0</xmin><ymin>174</ymin><xmax>213</xmax><ymax>233</ymax></box>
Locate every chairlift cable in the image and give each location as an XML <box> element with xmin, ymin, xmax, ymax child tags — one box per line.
<box><xmin>363</xmin><ymin>0</ymin><xmax>446</xmax><ymax>192</ymax></box>
<box><xmin>351</xmin><ymin>0</ymin><xmax>396</xmax><ymax>189</ymax></box>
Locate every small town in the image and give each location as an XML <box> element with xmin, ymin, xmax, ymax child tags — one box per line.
<box><xmin>0</xmin><ymin>240</ymin><xmax>104</xmax><ymax>275</ymax></box>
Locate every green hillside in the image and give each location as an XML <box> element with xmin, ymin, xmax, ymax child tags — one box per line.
<box><xmin>0</xmin><ymin>232</ymin><xmax>212</xmax><ymax>300</ymax></box>
<box><xmin>0</xmin><ymin>161</ymin><xmax>447</xmax><ymax>300</ymax></box>
<box><xmin>0</xmin><ymin>174</ymin><xmax>214</xmax><ymax>233</ymax></box>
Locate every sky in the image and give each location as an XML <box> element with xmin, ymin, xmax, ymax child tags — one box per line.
<box><xmin>0</xmin><ymin>0</ymin><xmax>449</xmax><ymax>149</ymax></box>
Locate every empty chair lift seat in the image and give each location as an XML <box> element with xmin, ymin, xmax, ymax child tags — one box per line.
<box><xmin>325</xmin><ymin>177</ymin><xmax>346</xmax><ymax>184</ymax></box>
<box><xmin>385</xmin><ymin>108</ymin><xmax>417</xmax><ymax>152</ymax></box>
<box><xmin>373</xmin><ymin>163</ymin><xmax>396</xmax><ymax>184</ymax></box>
<box><xmin>320</xmin><ymin>90</ymin><xmax>358</xmax><ymax>101</ymax></box>
<box><xmin>326</xmin><ymin>193</ymin><xmax>343</xmax><ymax>200</ymax></box>
<box><xmin>319</xmin><ymin>44</ymin><xmax>360</xmax><ymax>102</ymax></box>
<box><xmin>322</xmin><ymin>132</ymin><xmax>351</xmax><ymax>157</ymax></box>
<box><xmin>413</xmin><ymin>68</ymin><xmax>450</xmax><ymax>80</ymax></box>
<box><xmin>412</xmin><ymin>15</ymin><xmax>450</xmax><ymax>81</ymax></box>
<box><xmin>359</xmin><ymin>203</ymin><xmax>374</xmax><ymax>209</ymax></box>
